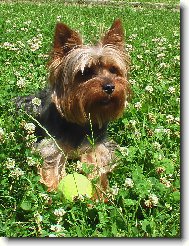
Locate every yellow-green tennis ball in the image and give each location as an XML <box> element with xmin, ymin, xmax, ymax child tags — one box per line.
<box><xmin>58</xmin><ymin>173</ymin><xmax>93</xmax><ymax>202</ymax></box>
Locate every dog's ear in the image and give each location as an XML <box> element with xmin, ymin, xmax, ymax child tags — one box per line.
<box><xmin>101</xmin><ymin>19</ymin><xmax>124</xmax><ymax>49</ymax></box>
<box><xmin>52</xmin><ymin>23</ymin><xmax>82</xmax><ymax>57</ymax></box>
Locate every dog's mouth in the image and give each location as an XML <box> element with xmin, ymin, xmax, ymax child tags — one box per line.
<box><xmin>99</xmin><ymin>96</ymin><xmax>113</xmax><ymax>106</ymax></box>
<box><xmin>100</xmin><ymin>98</ymin><xmax>111</xmax><ymax>105</ymax></box>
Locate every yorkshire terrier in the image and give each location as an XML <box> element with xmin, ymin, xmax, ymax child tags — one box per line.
<box><xmin>17</xmin><ymin>19</ymin><xmax>131</xmax><ymax>201</ymax></box>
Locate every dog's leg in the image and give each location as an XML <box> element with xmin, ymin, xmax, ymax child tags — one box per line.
<box><xmin>37</xmin><ymin>139</ymin><xmax>67</xmax><ymax>191</ymax></box>
<box><xmin>81</xmin><ymin>143</ymin><xmax>116</xmax><ymax>201</ymax></box>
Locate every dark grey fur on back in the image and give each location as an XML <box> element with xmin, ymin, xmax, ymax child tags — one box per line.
<box><xmin>15</xmin><ymin>88</ymin><xmax>108</xmax><ymax>150</ymax></box>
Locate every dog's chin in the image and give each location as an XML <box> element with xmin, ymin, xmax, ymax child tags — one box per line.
<box><xmin>85</xmin><ymin>96</ymin><xmax>125</xmax><ymax>127</ymax></box>
<box><xmin>96</xmin><ymin>94</ymin><xmax>124</xmax><ymax>109</ymax></box>
<box><xmin>99</xmin><ymin>97</ymin><xmax>113</xmax><ymax>106</ymax></box>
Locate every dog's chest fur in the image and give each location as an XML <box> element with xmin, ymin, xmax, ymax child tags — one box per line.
<box><xmin>36</xmin><ymin>102</ymin><xmax>108</xmax><ymax>150</ymax></box>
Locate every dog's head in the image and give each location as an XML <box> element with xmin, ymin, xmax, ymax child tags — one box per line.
<box><xmin>48</xmin><ymin>19</ymin><xmax>131</xmax><ymax>128</ymax></box>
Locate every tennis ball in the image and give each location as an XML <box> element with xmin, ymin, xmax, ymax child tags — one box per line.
<box><xmin>58</xmin><ymin>173</ymin><xmax>93</xmax><ymax>202</ymax></box>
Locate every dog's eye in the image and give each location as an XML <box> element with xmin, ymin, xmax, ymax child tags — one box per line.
<box><xmin>109</xmin><ymin>66</ymin><xmax>120</xmax><ymax>75</ymax></box>
<box><xmin>82</xmin><ymin>67</ymin><xmax>95</xmax><ymax>78</ymax></box>
<box><xmin>75</xmin><ymin>67</ymin><xmax>95</xmax><ymax>83</ymax></box>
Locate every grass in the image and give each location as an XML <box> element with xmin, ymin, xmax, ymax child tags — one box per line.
<box><xmin>0</xmin><ymin>1</ymin><xmax>180</xmax><ymax>237</ymax></box>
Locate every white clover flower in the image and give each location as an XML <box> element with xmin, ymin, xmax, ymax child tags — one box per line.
<box><xmin>14</xmin><ymin>71</ymin><xmax>21</xmax><ymax>77</ymax></box>
<box><xmin>39</xmin><ymin>193</ymin><xmax>51</xmax><ymax>204</ymax></box>
<box><xmin>26</xmin><ymin>157</ymin><xmax>36</xmax><ymax>166</ymax></box>
<box><xmin>37</xmin><ymin>34</ymin><xmax>43</xmax><ymax>39</ymax></box>
<box><xmin>5</xmin><ymin>158</ymin><xmax>16</xmax><ymax>169</ymax></box>
<box><xmin>125</xmin><ymin>178</ymin><xmax>134</xmax><ymax>188</ymax></box>
<box><xmin>161</xmin><ymin>37</ymin><xmax>167</xmax><ymax>42</ymax></box>
<box><xmin>56</xmin><ymin>15</ymin><xmax>61</xmax><ymax>21</ymax></box>
<box><xmin>165</xmin><ymin>203</ymin><xmax>172</xmax><ymax>211</ymax></box>
<box><xmin>5</xmin><ymin>61</ymin><xmax>11</xmax><ymax>65</ymax></box>
<box><xmin>38</xmin><ymin>53</ymin><xmax>49</xmax><ymax>59</ymax></box>
<box><xmin>129</xmin><ymin>119</ymin><xmax>137</xmax><ymax>126</ymax></box>
<box><xmin>76</xmin><ymin>160</ymin><xmax>83</xmax><ymax>171</ymax></box>
<box><xmin>154</xmin><ymin>127</ymin><xmax>171</xmax><ymax>136</ymax></box>
<box><xmin>153</xmin><ymin>141</ymin><xmax>161</xmax><ymax>150</ymax></box>
<box><xmin>159</xmin><ymin>62</ymin><xmax>169</xmax><ymax>68</ymax></box>
<box><xmin>125</xmin><ymin>44</ymin><xmax>133</xmax><ymax>52</ymax></box>
<box><xmin>152</xmin><ymin>37</ymin><xmax>166</xmax><ymax>44</ymax></box>
<box><xmin>16</xmin><ymin>77</ymin><xmax>26</xmax><ymax>88</ymax></box>
<box><xmin>174</xmin><ymin>117</ymin><xmax>180</xmax><ymax>125</ymax></box>
<box><xmin>54</xmin><ymin>208</ymin><xmax>66</xmax><ymax>217</ymax></box>
<box><xmin>134</xmin><ymin>102</ymin><xmax>142</xmax><ymax>110</ymax></box>
<box><xmin>20</xmin><ymin>27</ymin><xmax>28</xmax><ymax>32</ymax></box>
<box><xmin>30</xmin><ymin>43</ymin><xmax>41</xmax><ymax>52</ymax></box>
<box><xmin>39</xmin><ymin>193</ymin><xmax>49</xmax><ymax>199</ymax></box>
<box><xmin>156</xmin><ymin>166</ymin><xmax>165</xmax><ymax>174</ymax></box>
<box><xmin>145</xmin><ymin>85</ymin><xmax>153</xmax><ymax>93</ymax></box>
<box><xmin>141</xmin><ymin>43</ymin><xmax>147</xmax><ymax>47</ymax></box>
<box><xmin>152</xmin><ymin>38</ymin><xmax>158</xmax><ymax>42</ymax></box>
<box><xmin>25</xmin><ymin>134</ymin><xmax>37</xmax><ymax>147</ymax></box>
<box><xmin>168</xmin><ymin>86</ymin><xmax>176</xmax><ymax>94</ymax></box>
<box><xmin>32</xmin><ymin>97</ymin><xmax>41</xmax><ymax>107</ymax></box>
<box><xmin>0</xmin><ymin>127</ymin><xmax>5</xmax><ymax>140</ymax></box>
<box><xmin>134</xmin><ymin>130</ymin><xmax>141</xmax><ymax>138</ymax></box>
<box><xmin>34</xmin><ymin>213</ymin><xmax>43</xmax><ymax>223</ymax></box>
<box><xmin>157</xmin><ymin>46</ymin><xmax>166</xmax><ymax>52</ymax></box>
<box><xmin>173</xmin><ymin>31</ymin><xmax>179</xmax><ymax>37</ymax></box>
<box><xmin>77</xmin><ymin>194</ymin><xmax>85</xmax><ymax>200</ymax></box>
<box><xmin>160</xmin><ymin>177</ymin><xmax>171</xmax><ymax>188</ymax></box>
<box><xmin>154</xmin><ymin>126</ymin><xmax>165</xmax><ymax>134</ymax></box>
<box><xmin>110</xmin><ymin>185</ymin><xmax>119</xmax><ymax>196</ymax></box>
<box><xmin>24</xmin><ymin>122</ymin><xmax>36</xmax><ymax>135</ymax></box>
<box><xmin>173</xmin><ymin>55</ymin><xmax>180</xmax><ymax>61</ymax></box>
<box><xmin>149</xmin><ymin>194</ymin><xmax>159</xmax><ymax>205</ymax></box>
<box><xmin>17</xmin><ymin>41</ymin><xmax>25</xmax><ymax>48</ymax></box>
<box><xmin>148</xmin><ymin>113</ymin><xmax>156</xmax><ymax>123</ymax></box>
<box><xmin>144</xmin><ymin>50</ymin><xmax>150</xmax><ymax>54</ymax></box>
<box><xmin>176</xmin><ymin>98</ymin><xmax>180</xmax><ymax>104</ymax></box>
<box><xmin>23</xmin><ymin>20</ymin><xmax>32</xmax><ymax>26</ymax></box>
<box><xmin>156</xmin><ymin>72</ymin><xmax>162</xmax><ymax>80</ymax></box>
<box><xmin>164</xmin><ymin>128</ymin><xmax>171</xmax><ymax>135</ymax></box>
<box><xmin>10</xmin><ymin>167</ymin><xmax>24</xmax><ymax>178</ymax></box>
<box><xmin>157</xmin><ymin>53</ymin><xmax>165</xmax><ymax>59</ymax></box>
<box><xmin>10</xmin><ymin>45</ymin><xmax>19</xmax><ymax>51</ymax></box>
<box><xmin>50</xmin><ymin>224</ymin><xmax>63</xmax><ymax>232</ymax></box>
<box><xmin>3</xmin><ymin>42</ymin><xmax>12</xmax><ymax>48</ymax></box>
<box><xmin>168</xmin><ymin>44</ymin><xmax>173</xmax><ymax>48</ymax></box>
<box><xmin>124</xmin><ymin>100</ymin><xmax>129</xmax><ymax>108</ymax></box>
<box><xmin>27</xmin><ymin>35</ymin><xmax>42</xmax><ymax>52</ymax></box>
<box><xmin>166</xmin><ymin>115</ymin><xmax>174</xmax><ymax>123</ymax></box>
<box><xmin>119</xmin><ymin>146</ymin><xmax>129</xmax><ymax>157</ymax></box>
<box><xmin>9</xmin><ymin>132</ymin><xmax>15</xmax><ymax>140</ymax></box>
<box><xmin>129</xmin><ymin>33</ymin><xmax>138</xmax><ymax>40</ymax></box>
<box><xmin>129</xmin><ymin>79</ymin><xmax>136</xmax><ymax>85</ymax></box>
<box><xmin>133</xmin><ymin>65</ymin><xmax>140</xmax><ymax>70</ymax></box>
<box><xmin>49</xmin><ymin>234</ymin><xmax>57</xmax><ymax>237</ymax></box>
<box><xmin>158</xmin><ymin>153</ymin><xmax>164</xmax><ymax>160</ymax></box>
<box><xmin>137</xmin><ymin>55</ymin><xmax>143</xmax><ymax>59</ymax></box>
<box><xmin>144</xmin><ymin>194</ymin><xmax>159</xmax><ymax>208</ymax></box>
<box><xmin>154</xmin><ymin>128</ymin><xmax>161</xmax><ymax>133</ymax></box>
<box><xmin>144</xmin><ymin>200</ymin><xmax>151</xmax><ymax>208</ymax></box>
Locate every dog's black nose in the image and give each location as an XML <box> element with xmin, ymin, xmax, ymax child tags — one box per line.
<box><xmin>102</xmin><ymin>83</ymin><xmax>115</xmax><ymax>94</ymax></box>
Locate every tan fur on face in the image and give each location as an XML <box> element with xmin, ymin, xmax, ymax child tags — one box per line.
<box><xmin>48</xmin><ymin>19</ymin><xmax>131</xmax><ymax>127</ymax></box>
<box><xmin>49</xmin><ymin>44</ymin><xmax>129</xmax><ymax>85</ymax></box>
<box><xmin>49</xmin><ymin>45</ymin><xmax>130</xmax><ymax>127</ymax></box>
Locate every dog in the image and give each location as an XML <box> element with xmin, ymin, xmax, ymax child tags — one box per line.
<box><xmin>17</xmin><ymin>19</ymin><xmax>131</xmax><ymax>201</ymax></box>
